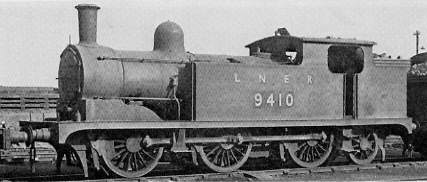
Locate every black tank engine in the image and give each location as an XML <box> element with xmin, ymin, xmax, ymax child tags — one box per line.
<box><xmin>0</xmin><ymin>4</ymin><xmax>420</xmax><ymax>178</ymax></box>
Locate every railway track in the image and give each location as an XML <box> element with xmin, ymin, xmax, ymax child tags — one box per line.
<box><xmin>66</xmin><ymin>160</ymin><xmax>427</xmax><ymax>181</ymax></box>
<box><xmin>3</xmin><ymin>156</ymin><xmax>427</xmax><ymax>181</ymax></box>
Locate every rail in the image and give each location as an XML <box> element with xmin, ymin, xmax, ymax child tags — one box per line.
<box><xmin>5</xmin><ymin>160</ymin><xmax>426</xmax><ymax>181</ymax></box>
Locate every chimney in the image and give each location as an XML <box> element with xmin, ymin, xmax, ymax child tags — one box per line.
<box><xmin>75</xmin><ymin>4</ymin><xmax>100</xmax><ymax>45</ymax></box>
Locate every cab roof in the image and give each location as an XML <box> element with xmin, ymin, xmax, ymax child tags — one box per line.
<box><xmin>245</xmin><ymin>36</ymin><xmax>376</xmax><ymax>48</ymax></box>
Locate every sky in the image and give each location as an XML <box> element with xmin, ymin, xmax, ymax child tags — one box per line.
<box><xmin>0</xmin><ymin>0</ymin><xmax>427</xmax><ymax>87</ymax></box>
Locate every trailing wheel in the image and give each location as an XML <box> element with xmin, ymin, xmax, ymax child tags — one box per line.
<box><xmin>347</xmin><ymin>132</ymin><xmax>379</xmax><ymax>165</ymax></box>
<box><xmin>99</xmin><ymin>135</ymin><xmax>164</xmax><ymax>178</ymax></box>
<box><xmin>195</xmin><ymin>143</ymin><xmax>253</xmax><ymax>173</ymax></box>
<box><xmin>285</xmin><ymin>133</ymin><xmax>335</xmax><ymax>168</ymax></box>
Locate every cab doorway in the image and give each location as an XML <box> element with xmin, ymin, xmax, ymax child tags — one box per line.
<box><xmin>327</xmin><ymin>46</ymin><xmax>364</xmax><ymax>119</ymax></box>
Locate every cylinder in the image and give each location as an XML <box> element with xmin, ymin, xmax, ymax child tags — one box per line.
<box><xmin>9</xmin><ymin>130</ymin><xmax>28</xmax><ymax>143</ymax></box>
<box><xmin>75</xmin><ymin>4</ymin><xmax>100</xmax><ymax>44</ymax></box>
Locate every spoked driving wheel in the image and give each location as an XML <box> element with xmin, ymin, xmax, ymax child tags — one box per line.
<box><xmin>286</xmin><ymin>133</ymin><xmax>335</xmax><ymax>168</ymax></box>
<box><xmin>195</xmin><ymin>143</ymin><xmax>253</xmax><ymax>173</ymax></box>
<box><xmin>347</xmin><ymin>132</ymin><xmax>379</xmax><ymax>165</ymax></box>
<box><xmin>99</xmin><ymin>135</ymin><xmax>164</xmax><ymax>178</ymax></box>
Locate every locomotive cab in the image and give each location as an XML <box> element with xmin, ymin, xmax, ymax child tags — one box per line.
<box><xmin>245</xmin><ymin>33</ymin><xmax>374</xmax><ymax>121</ymax></box>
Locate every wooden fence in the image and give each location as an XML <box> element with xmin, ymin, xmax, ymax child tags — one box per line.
<box><xmin>0</xmin><ymin>95</ymin><xmax>58</xmax><ymax>110</ymax></box>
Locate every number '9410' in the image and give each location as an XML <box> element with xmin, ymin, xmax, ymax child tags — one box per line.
<box><xmin>254</xmin><ymin>93</ymin><xmax>294</xmax><ymax>107</ymax></box>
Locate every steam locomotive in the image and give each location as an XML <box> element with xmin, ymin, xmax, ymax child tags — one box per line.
<box><xmin>0</xmin><ymin>4</ymin><xmax>422</xmax><ymax>178</ymax></box>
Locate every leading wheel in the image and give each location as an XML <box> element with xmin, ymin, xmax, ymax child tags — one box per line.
<box><xmin>195</xmin><ymin>143</ymin><xmax>252</xmax><ymax>173</ymax></box>
<box><xmin>347</xmin><ymin>132</ymin><xmax>379</xmax><ymax>165</ymax></box>
<box><xmin>99</xmin><ymin>135</ymin><xmax>164</xmax><ymax>178</ymax></box>
<box><xmin>286</xmin><ymin>133</ymin><xmax>335</xmax><ymax>168</ymax></box>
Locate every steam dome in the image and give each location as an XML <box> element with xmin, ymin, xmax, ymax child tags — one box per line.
<box><xmin>153</xmin><ymin>21</ymin><xmax>185</xmax><ymax>54</ymax></box>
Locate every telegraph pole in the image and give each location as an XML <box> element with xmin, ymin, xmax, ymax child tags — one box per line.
<box><xmin>414</xmin><ymin>30</ymin><xmax>420</xmax><ymax>55</ymax></box>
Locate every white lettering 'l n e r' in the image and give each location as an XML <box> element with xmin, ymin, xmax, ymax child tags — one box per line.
<box><xmin>308</xmin><ymin>75</ymin><xmax>313</xmax><ymax>85</ymax></box>
<box><xmin>234</xmin><ymin>73</ymin><xmax>240</xmax><ymax>83</ymax></box>
<box><xmin>284</xmin><ymin>75</ymin><xmax>289</xmax><ymax>83</ymax></box>
<box><xmin>259</xmin><ymin>74</ymin><xmax>266</xmax><ymax>83</ymax></box>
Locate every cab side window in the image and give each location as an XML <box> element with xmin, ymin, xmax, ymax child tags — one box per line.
<box><xmin>327</xmin><ymin>46</ymin><xmax>364</xmax><ymax>74</ymax></box>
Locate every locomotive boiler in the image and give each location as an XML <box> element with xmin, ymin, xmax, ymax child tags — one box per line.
<box><xmin>0</xmin><ymin>4</ymin><xmax>417</xmax><ymax>178</ymax></box>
